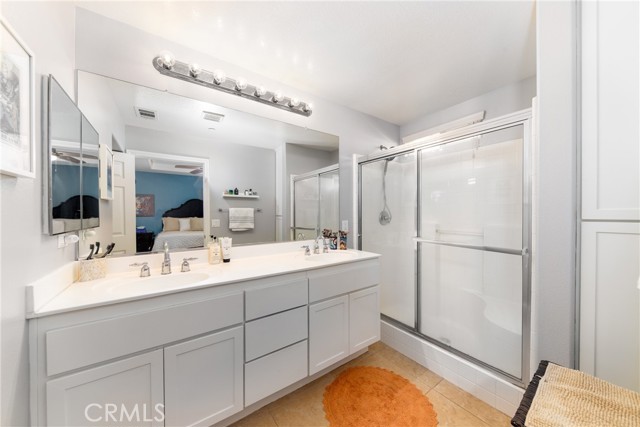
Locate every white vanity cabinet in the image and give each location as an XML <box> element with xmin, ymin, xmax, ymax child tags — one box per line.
<box><xmin>243</xmin><ymin>274</ymin><xmax>309</xmax><ymax>406</ymax></box>
<box><xmin>309</xmin><ymin>295</ymin><xmax>350</xmax><ymax>374</ymax></box>
<box><xmin>29</xmin><ymin>287</ymin><xmax>244</xmax><ymax>427</ymax></box>
<box><xmin>46</xmin><ymin>350</ymin><xmax>164</xmax><ymax>427</ymax></box>
<box><xmin>29</xmin><ymin>251</ymin><xmax>381</xmax><ymax>426</ymax></box>
<box><xmin>308</xmin><ymin>260</ymin><xmax>380</xmax><ymax>375</ymax></box>
<box><xmin>164</xmin><ymin>326</ymin><xmax>244</xmax><ymax>427</ymax></box>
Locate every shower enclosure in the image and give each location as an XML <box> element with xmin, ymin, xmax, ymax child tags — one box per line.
<box><xmin>359</xmin><ymin>113</ymin><xmax>531</xmax><ymax>383</ymax></box>
<box><xmin>291</xmin><ymin>165</ymin><xmax>339</xmax><ymax>240</ymax></box>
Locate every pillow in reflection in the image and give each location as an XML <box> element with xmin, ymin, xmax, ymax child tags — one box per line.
<box><xmin>162</xmin><ymin>217</ymin><xmax>179</xmax><ymax>232</ymax></box>
<box><xmin>190</xmin><ymin>217</ymin><xmax>204</xmax><ymax>231</ymax></box>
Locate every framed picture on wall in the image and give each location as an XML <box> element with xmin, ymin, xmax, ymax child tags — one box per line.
<box><xmin>0</xmin><ymin>18</ymin><xmax>35</xmax><ymax>178</ymax></box>
<box><xmin>135</xmin><ymin>194</ymin><xmax>155</xmax><ymax>217</ymax></box>
<box><xmin>99</xmin><ymin>144</ymin><xmax>113</xmax><ymax>200</ymax></box>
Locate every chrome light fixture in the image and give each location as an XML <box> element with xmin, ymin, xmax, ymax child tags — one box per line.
<box><xmin>152</xmin><ymin>52</ymin><xmax>313</xmax><ymax>117</ymax></box>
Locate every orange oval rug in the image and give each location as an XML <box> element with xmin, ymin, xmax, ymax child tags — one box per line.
<box><xmin>323</xmin><ymin>366</ymin><xmax>438</xmax><ymax>427</ymax></box>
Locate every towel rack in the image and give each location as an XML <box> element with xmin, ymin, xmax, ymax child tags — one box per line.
<box><xmin>218</xmin><ymin>208</ymin><xmax>263</xmax><ymax>213</ymax></box>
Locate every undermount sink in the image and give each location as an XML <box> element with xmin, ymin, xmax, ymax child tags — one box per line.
<box><xmin>304</xmin><ymin>251</ymin><xmax>359</xmax><ymax>262</ymax></box>
<box><xmin>90</xmin><ymin>271</ymin><xmax>211</xmax><ymax>294</ymax></box>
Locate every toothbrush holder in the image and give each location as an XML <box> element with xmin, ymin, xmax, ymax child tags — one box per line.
<box><xmin>78</xmin><ymin>258</ymin><xmax>107</xmax><ymax>282</ymax></box>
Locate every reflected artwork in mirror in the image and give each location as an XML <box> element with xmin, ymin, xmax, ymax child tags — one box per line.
<box><xmin>76</xmin><ymin>71</ymin><xmax>339</xmax><ymax>258</ymax></box>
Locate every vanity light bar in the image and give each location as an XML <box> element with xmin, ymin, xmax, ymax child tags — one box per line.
<box><xmin>152</xmin><ymin>53</ymin><xmax>313</xmax><ymax>117</ymax></box>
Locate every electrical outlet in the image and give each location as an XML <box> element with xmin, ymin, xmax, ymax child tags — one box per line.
<box><xmin>212</xmin><ymin>219</ymin><xmax>220</xmax><ymax>227</ymax></box>
<box><xmin>57</xmin><ymin>235</ymin><xmax>67</xmax><ymax>248</ymax></box>
<box><xmin>341</xmin><ymin>220</ymin><xmax>348</xmax><ymax>231</ymax></box>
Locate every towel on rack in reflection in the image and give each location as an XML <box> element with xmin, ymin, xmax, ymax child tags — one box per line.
<box><xmin>228</xmin><ymin>208</ymin><xmax>254</xmax><ymax>231</ymax></box>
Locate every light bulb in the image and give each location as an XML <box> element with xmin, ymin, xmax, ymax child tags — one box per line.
<box><xmin>158</xmin><ymin>51</ymin><xmax>176</xmax><ymax>69</ymax></box>
<box><xmin>213</xmin><ymin>70</ymin><xmax>226</xmax><ymax>85</ymax></box>
<box><xmin>254</xmin><ymin>86</ymin><xmax>266</xmax><ymax>97</ymax></box>
<box><xmin>235</xmin><ymin>77</ymin><xmax>247</xmax><ymax>91</ymax></box>
<box><xmin>302</xmin><ymin>102</ymin><xmax>313</xmax><ymax>113</ymax></box>
<box><xmin>189</xmin><ymin>63</ymin><xmax>201</xmax><ymax>77</ymax></box>
<box><xmin>288</xmin><ymin>97</ymin><xmax>300</xmax><ymax>108</ymax></box>
<box><xmin>272</xmin><ymin>91</ymin><xmax>284</xmax><ymax>103</ymax></box>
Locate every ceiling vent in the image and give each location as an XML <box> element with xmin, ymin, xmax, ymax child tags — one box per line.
<box><xmin>135</xmin><ymin>107</ymin><xmax>158</xmax><ymax>120</ymax></box>
<box><xmin>202</xmin><ymin>111</ymin><xmax>225</xmax><ymax>123</ymax></box>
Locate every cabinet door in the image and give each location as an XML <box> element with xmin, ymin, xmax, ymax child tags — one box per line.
<box><xmin>164</xmin><ymin>326</ymin><xmax>243</xmax><ymax>427</ymax></box>
<box><xmin>46</xmin><ymin>350</ymin><xmax>164</xmax><ymax>427</ymax></box>
<box><xmin>309</xmin><ymin>295</ymin><xmax>349</xmax><ymax>375</ymax></box>
<box><xmin>580</xmin><ymin>222</ymin><xmax>640</xmax><ymax>392</ymax></box>
<box><xmin>581</xmin><ymin>0</ymin><xmax>639</xmax><ymax>220</ymax></box>
<box><xmin>349</xmin><ymin>286</ymin><xmax>380</xmax><ymax>354</ymax></box>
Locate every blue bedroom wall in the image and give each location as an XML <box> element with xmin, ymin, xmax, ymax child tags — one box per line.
<box><xmin>136</xmin><ymin>171</ymin><xmax>203</xmax><ymax>235</ymax></box>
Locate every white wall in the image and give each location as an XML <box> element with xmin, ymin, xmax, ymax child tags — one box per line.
<box><xmin>74</xmin><ymin>8</ymin><xmax>400</xmax><ymax>243</ymax></box>
<box><xmin>125</xmin><ymin>126</ymin><xmax>277</xmax><ymax>245</ymax></box>
<box><xmin>76</xmin><ymin>70</ymin><xmax>127</xmax><ymax>253</ymax></box>
<box><xmin>400</xmin><ymin>76</ymin><xmax>536</xmax><ymax>139</ymax></box>
<box><xmin>533</xmin><ymin>0</ymin><xmax>577</xmax><ymax>369</ymax></box>
<box><xmin>0</xmin><ymin>3</ymin><xmax>78</xmax><ymax>425</ymax></box>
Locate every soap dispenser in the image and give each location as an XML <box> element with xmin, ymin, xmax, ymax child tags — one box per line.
<box><xmin>208</xmin><ymin>236</ymin><xmax>221</xmax><ymax>264</ymax></box>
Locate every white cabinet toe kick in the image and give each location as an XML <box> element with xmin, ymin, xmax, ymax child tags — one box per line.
<box><xmin>29</xmin><ymin>258</ymin><xmax>380</xmax><ymax>426</ymax></box>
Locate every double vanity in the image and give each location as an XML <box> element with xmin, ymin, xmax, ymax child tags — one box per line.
<box><xmin>27</xmin><ymin>242</ymin><xmax>380</xmax><ymax>426</ymax></box>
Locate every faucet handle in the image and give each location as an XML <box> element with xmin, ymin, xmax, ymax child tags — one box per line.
<box><xmin>181</xmin><ymin>257</ymin><xmax>198</xmax><ymax>272</ymax></box>
<box><xmin>301</xmin><ymin>245</ymin><xmax>311</xmax><ymax>256</ymax></box>
<box><xmin>130</xmin><ymin>262</ymin><xmax>150</xmax><ymax>277</ymax></box>
<box><xmin>323</xmin><ymin>239</ymin><xmax>329</xmax><ymax>253</ymax></box>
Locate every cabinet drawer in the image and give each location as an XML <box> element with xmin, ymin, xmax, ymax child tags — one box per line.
<box><xmin>245</xmin><ymin>340</ymin><xmax>308</xmax><ymax>406</ymax></box>
<box><xmin>245</xmin><ymin>276</ymin><xmax>308</xmax><ymax>320</ymax></box>
<box><xmin>46</xmin><ymin>292</ymin><xmax>243</xmax><ymax>376</ymax></box>
<box><xmin>245</xmin><ymin>306</ymin><xmax>307</xmax><ymax>362</ymax></box>
<box><xmin>308</xmin><ymin>259</ymin><xmax>379</xmax><ymax>303</ymax></box>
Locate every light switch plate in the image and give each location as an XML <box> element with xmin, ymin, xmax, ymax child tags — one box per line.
<box><xmin>212</xmin><ymin>219</ymin><xmax>220</xmax><ymax>227</ymax></box>
<box><xmin>341</xmin><ymin>220</ymin><xmax>348</xmax><ymax>231</ymax></box>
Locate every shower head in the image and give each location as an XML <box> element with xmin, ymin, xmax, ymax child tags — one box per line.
<box><xmin>379</xmin><ymin>145</ymin><xmax>396</xmax><ymax>162</ymax></box>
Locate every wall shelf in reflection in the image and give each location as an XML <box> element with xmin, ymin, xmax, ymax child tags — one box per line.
<box><xmin>222</xmin><ymin>194</ymin><xmax>260</xmax><ymax>199</ymax></box>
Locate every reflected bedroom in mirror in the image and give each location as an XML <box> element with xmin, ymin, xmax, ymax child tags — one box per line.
<box><xmin>76</xmin><ymin>71</ymin><xmax>339</xmax><ymax>258</ymax></box>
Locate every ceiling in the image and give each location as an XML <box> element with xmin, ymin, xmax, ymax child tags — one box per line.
<box><xmin>78</xmin><ymin>1</ymin><xmax>536</xmax><ymax>126</ymax></box>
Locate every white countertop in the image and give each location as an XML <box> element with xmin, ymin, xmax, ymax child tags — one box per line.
<box><xmin>27</xmin><ymin>242</ymin><xmax>379</xmax><ymax>319</ymax></box>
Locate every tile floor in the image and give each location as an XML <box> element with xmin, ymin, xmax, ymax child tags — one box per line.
<box><xmin>232</xmin><ymin>342</ymin><xmax>512</xmax><ymax>426</ymax></box>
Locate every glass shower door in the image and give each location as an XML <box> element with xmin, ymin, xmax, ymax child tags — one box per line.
<box><xmin>293</xmin><ymin>175</ymin><xmax>319</xmax><ymax>240</ymax></box>
<box><xmin>417</xmin><ymin>126</ymin><xmax>526</xmax><ymax>379</ymax></box>
<box><xmin>319</xmin><ymin>169</ymin><xmax>339</xmax><ymax>232</ymax></box>
<box><xmin>360</xmin><ymin>152</ymin><xmax>417</xmax><ymax>328</ymax></box>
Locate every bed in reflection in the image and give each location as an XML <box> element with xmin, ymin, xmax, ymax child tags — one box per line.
<box><xmin>51</xmin><ymin>195</ymin><xmax>100</xmax><ymax>234</ymax></box>
<box><xmin>150</xmin><ymin>199</ymin><xmax>206</xmax><ymax>252</ymax></box>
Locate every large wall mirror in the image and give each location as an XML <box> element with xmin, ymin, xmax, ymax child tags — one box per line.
<box><xmin>46</xmin><ymin>75</ymin><xmax>100</xmax><ymax>235</ymax></box>
<box><xmin>76</xmin><ymin>71</ymin><xmax>339</xmax><ymax>257</ymax></box>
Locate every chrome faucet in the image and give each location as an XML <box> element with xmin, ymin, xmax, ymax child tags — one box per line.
<box><xmin>161</xmin><ymin>242</ymin><xmax>171</xmax><ymax>275</ymax></box>
<box><xmin>314</xmin><ymin>235</ymin><xmax>325</xmax><ymax>255</ymax></box>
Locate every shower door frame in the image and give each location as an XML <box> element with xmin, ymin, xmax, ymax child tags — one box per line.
<box><xmin>358</xmin><ymin>109</ymin><xmax>532</xmax><ymax>386</ymax></box>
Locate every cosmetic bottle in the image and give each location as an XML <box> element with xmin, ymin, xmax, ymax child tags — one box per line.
<box><xmin>208</xmin><ymin>236</ymin><xmax>221</xmax><ymax>264</ymax></box>
<box><xmin>221</xmin><ymin>237</ymin><xmax>232</xmax><ymax>262</ymax></box>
